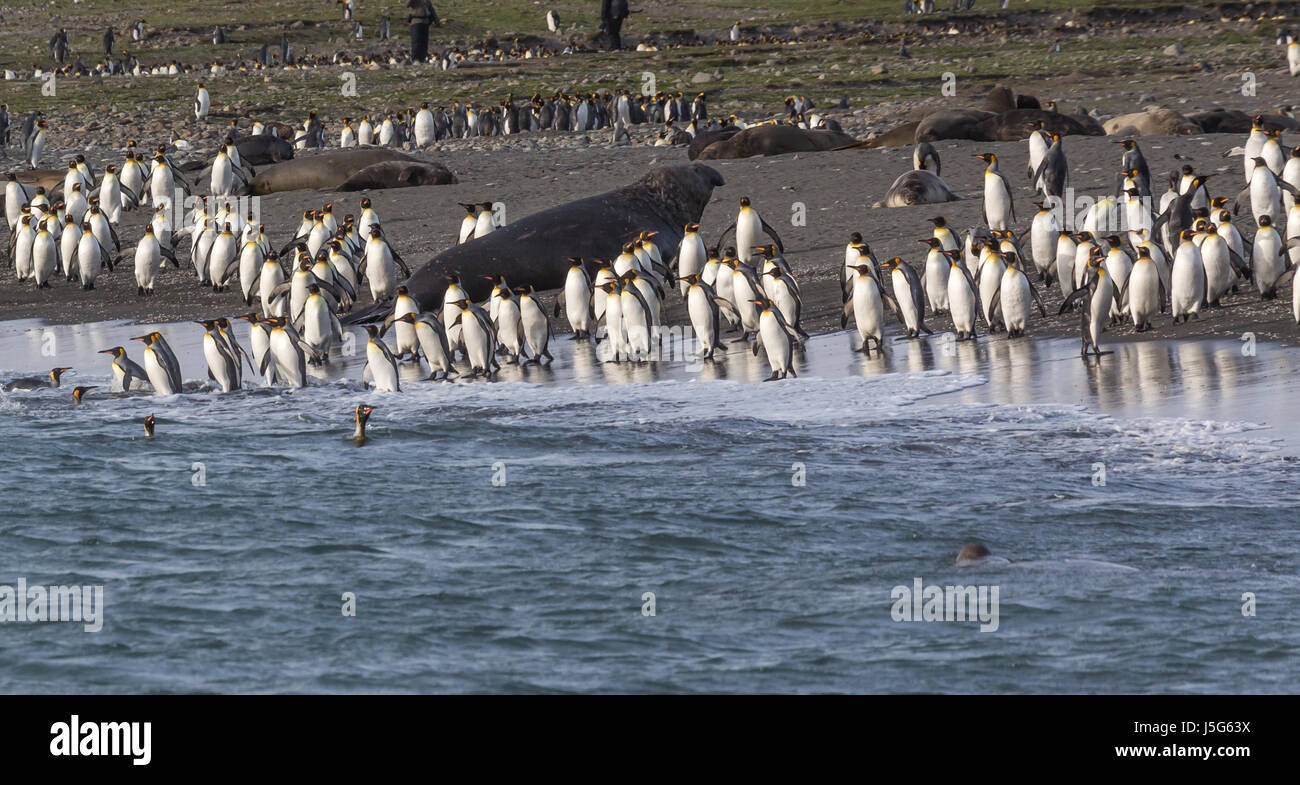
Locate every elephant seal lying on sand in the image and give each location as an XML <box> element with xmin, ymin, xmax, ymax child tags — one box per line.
<box><xmin>347</xmin><ymin>163</ymin><xmax>725</xmax><ymax>321</ymax></box>
<box><xmin>339</xmin><ymin>160</ymin><xmax>457</xmax><ymax>190</ymax></box>
<box><xmin>234</xmin><ymin>135</ymin><xmax>295</xmax><ymax>165</ymax></box>
<box><xmin>1103</xmin><ymin>107</ymin><xmax>1201</xmax><ymax>136</ymax></box>
<box><xmin>243</xmin><ymin>149</ymin><xmax>430</xmax><ymax>195</ymax></box>
<box><xmin>696</xmin><ymin>125</ymin><xmax>858</xmax><ymax>159</ymax></box>
<box><xmin>874</xmin><ymin>170</ymin><xmax>960</xmax><ymax>207</ymax></box>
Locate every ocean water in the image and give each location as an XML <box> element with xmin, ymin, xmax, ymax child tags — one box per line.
<box><xmin>1</xmin><ymin>318</ymin><xmax>1297</xmax><ymax>693</ymax></box>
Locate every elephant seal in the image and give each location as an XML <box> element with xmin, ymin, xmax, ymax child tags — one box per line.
<box><xmin>244</xmin><ymin>149</ymin><xmax>424</xmax><ymax>195</ymax></box>
<box><xmin>874</xmin><ymin>170</ymin><xmax>960</xmax><ymax>207</ymax></box>
<box><xmin>687</xmin><ymin>127</ymin><xmax>741</xmax><ymax>160</ymax></box>
<box><xmin>973</xmin><ymin>109</ymin><xmax>1104</xmax><ymax>142</ymax></box>
<box><xmin>914</xmin><ymin>109</ymin><xmax>995</xmax><ymax>143</ymax></box>
<box><xmin>956</xmin><ymin>542</ymin><xmax>1137</xmax><ymax>572</ymax></box>
<box><xmin>11</xmin><ymin>168</ymin><xmax>64</xmax><ymax>192</ymax></box>
<box><xmin>1187</xmin><ymin>108</ymin><xmax>1299</xmax><ymax>134</ymax></box>
<box><xmin>1103</xmin><ymin>106</ymin><xmax>1201</xmax><ymax>137</ymax></box>
<box><xmin>696</xmin><ymin>125</ymin><xmax>857</xmax><ymax>160</ymax></box>
<box><xmin>348</xmin><ymin>163</ymin><xmax>725</xmax><ymax>322</ymax></box>
<box><xmin>982</xmin><ymin>84</ymin><xmax>1041</xmax><ymax>113</ymax></box>
<box><xmin>234</xmin><ymin>134</ymin><xmax>295</xmax><ymax>165</ymax></box>
<box><xmin>836</xmin><ymin>121</ymin><xmax>921</xmax><ymax>150</ymax></box>
<box><xmin>339</xmin><ymin>160</ymin><xmax>457</xmax><ymax>191</ymax></box>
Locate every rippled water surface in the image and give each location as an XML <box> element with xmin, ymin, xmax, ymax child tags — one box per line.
<box><xmin>1</xmin><ymin>318</ymin><xmax>1297</xmax><ymax>693</ymax></box>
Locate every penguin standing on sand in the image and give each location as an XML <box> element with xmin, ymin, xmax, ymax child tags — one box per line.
<box><xmin>946</xmin><ymin>253</ymin><xmax>982</xmax><ymax>341</ymax></box>
<box><xmin>457</xmin><ymin>203</ymin><xmax>478</xmax><ymax>243</ymax></box>
<box><xmin>553</xmin><ymin>258</ymin><xmax>596</xmax><ymax>339</ymax></box>
<box><xmin>717</xmin><ymin>197</ymin><xmax>783</xmax><ymax>264</ymax></box>
<box><xmin>1115</xmin><ymin>139</ymin><xmax>1151</xmax><ymax>197</ymax></box>
<box><xmin>975</xmin><ymin>153</ymin><xmax>1015</xmax><ymax>230</ymax></box>
<box><xmin>842</xmin><ymin>258</ymin><xmax>893</xmax><ymax>356</ymax></box>
<box><xmin>991</xmin><ymin>254</ymin><xmax>1047</xmax><ymax>338</ymax></box>
<box><xmin>1032</xmin><ymin>134</ymin><xmax>1068</xmax><ymax>200</ymax></box>
<box><xmin>681</xmin><ymin>273</ymin><xmax>737</xmax><ymax>361</ymax></box>
<box><xmin>194</xmin><ymin>83</ymin><xmax>210</xmax><ymax>122</ymax></box>
<box><xmin>1118</xmin><ymin>246</ymin><xmax>1166</xmax><ymax>331</ymax></box>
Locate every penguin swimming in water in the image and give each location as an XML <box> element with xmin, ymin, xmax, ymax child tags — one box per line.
<box><xmin>72</xmin><ymin>385</ymin><xmax>97</xmax><ymax>404</ymax></box>
<box><xmin>351</xmin><ymin>404</ymin><xmax>374</xmax><ymax>445</ymax></box>
<box><xmin>143</xmin><ymin>414</ymin><xmax>155</xmax><ymax>437</ymax></box>
<box><xmin>4</xmin><ymin>366</ymin><xmax>73</xmax><ymax>391</ymax></box>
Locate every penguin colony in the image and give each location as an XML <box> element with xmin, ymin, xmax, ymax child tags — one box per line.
<box><xmin>10</xmin><ymin>112</ymin><xmax>1300</xmax><ymax>407</ymax></box>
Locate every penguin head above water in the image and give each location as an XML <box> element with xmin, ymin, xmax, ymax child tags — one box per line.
<box><xmin>72</xmin><ymin>385</ymin><xmax>96</xmax><ymax>404</ymax></box>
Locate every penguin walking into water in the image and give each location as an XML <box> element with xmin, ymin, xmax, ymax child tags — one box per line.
<box><xmin>450</xmin><ymin>299</ymin><xmax>499</xmax><ymax>377</ymax></box>
<box><xmin>878</xmin><ymin>257</ymin><xmax>932</xmax><ymax>338</ymax></box>
<box><xmin>99</xmin><ymin>346</ymin><xmax>150</xmax><ymax>392</ymax></box>
<box><xmin>553</xmin><ymin>258</ymin><xmax>596</xmax><ymax>339</ymax></box>
<box><xmin>1060</xmin><ymin>252</ymin><xmax>1116</xmax><ymax>358</ymax></box>
<box><xmin>751</xmin><ymin>297</ymin><xmax>802</xmax><ymax>381</ymax></box>
<box><xmin>3</xmin><ymin>367</ymin><xmax>73</xmax><ymax>391</ymax></box>
<box><xmin>196</xmin><ymin>319</ymin><xmax>241</xmax><ymax>392</ymax></box>
<box><xmin>394</xmin><ymin>313</ymin><xmax>457</xmax><ymax>380</ymax></box>
<box><xmin>975</xmin><ymin>153</ymin><xmax>1015</xmax><ymax>231</ymax></box>
<box><xmin>262</xmin><ymin>316</ymin><xmax>318</xmax><ymax>388</ymax></box>
<box><xmin>236</xmin><ymin>313</ymin><xmax>276</xmax><ymax>385</ymax></box>
<box><xmin>131</xmin><ymin>331</ymin><xmax>183</xmax><ymax>395</ymax></box>
<box><xmin>517</xmin><ymin>286</ymin><xmax>554</xmax><ymax>364</ymax></box>
<box><xmin>717</xmin><ymin>197</ymin><xmax>783</xmax><ymax>264</ymax></box>
<box><xmin>363</xmin><ymin>225</ymin><xmax>410</xmax><ymax>302</ymax></box>
<box><xmin>361</xmin><ymin>324</ymin><xmax>401</xmax><ymax>392</ymax></box>
<box><xmin>681</xmin><ymin>273</ymin><xmax>737</xmax><ymax>361</ymax></box>
<box><xmin>842</xmin><ymin>258</ymin><xmax>894</xmax><ymax>356</ymax></box>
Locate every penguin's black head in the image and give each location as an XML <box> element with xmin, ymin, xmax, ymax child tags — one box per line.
<box><xmin>1181</xmin><ymin>164</ymin><xmax>1195</xmax><ymax>175</ymax></box>
<box><xmin>355</xmin><ymin>404</ymin><xmax>374</xmax><ymax>423</ymax></box>
<box><xmin>1260</xmin><ymin>215</ymin><xmax>1273</xmax><ymax>228</ymax></box>
<box><xmin>50</xmin><ymin>367</ymin><xmax>73</xmax><ymax>382</ymax></box>
<box><xmin>920</xmin><ymin>237</ymin><xmax>941</xmax><ymax>248</ymax></box>
<box><xmin>739</xmin><ymin>196</ymin><xmax>751</xmax><ymax>207</ymax></box>
<box><xmin>849</xmin><ymin>231</ymin><xmax>863</xmax><ymax>243</ymax></box>
<box><xmin>72</xmin><ymin>386</ymin><xmax>96</xmax><ymax>402</ymax></box>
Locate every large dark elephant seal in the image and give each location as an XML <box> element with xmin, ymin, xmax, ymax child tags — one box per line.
<box><xmin>836</xmin><ymin>121</ymin><xmax>921</xmax><ymax>150</ymax></box>
<box><xmin>1187</xmin><ymin>109</ymin><xmax>1299</xmax><ymax>134</ymax></box>
<box><xmin>914</xmin><ymin>109</ymin><xmax>995</xmax><ymax>143</ymax></box>
<box><xmin>234</xmin><ymin>135</ymin><xmax>295</xmax><ymax>165</ymax></box>
<box><xmin>348</xmin><ymin>163</ymin><xmax>725</xmax><ymax>321</ymax></box>
<box><xmin>697</xmin><ymin>125</ymin><xmax>857</xmax><ymax>159</ymax></box>
<box><xmin>339</xmin><ymin>160</ymin><xmax>457</xmax><ymax>190</ymax></box>
<box><xmin>874</xmin><ymin>170</ymin><xmax>960</xmax><ymax>207</ymax></box>
<box><xmin>244</xmin><ymin>149</ymin><xmax>424</xmax><ymax>195</ymax></box>
<box><xmin>973</xmin><ymin>109</ymin><xmax>1104</xmax><ymax>141</ymax></box>
<box><xmin>983</xmin><ymin>84</ymin><xmax>1041</xmax><ymax>113</ymax></box>
<box><xmin>687</xmin><ymin>127</ymin><xmax>741</xmax><ymax>160</ymax></box>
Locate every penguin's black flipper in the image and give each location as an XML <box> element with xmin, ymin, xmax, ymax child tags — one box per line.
<box><xmin>1228</xmin><ymin>248</ymin><xmax>1252</xmax><ymax>282</ymax></box>
<box><xmin>1059</xmin><ymin>285</ymin><xmax>1089</xmax><ymax>315</ymax></box>
<box><xmin>713</xmin><ymin>222</ymin><xmax>736</xmax><ymax>255</ymax></box>
<box><xmin>1028</xmin><ymin>280</ymin><xmax>1048</xmax><ymax>318</ymax></box>
<box><xmin>758</xmin><ymin>218</ymin><xmax>784</xmax><ymax>253</ymax></box>
<box><xmin>553</xmin><ymin>291</ymin><xmax>564</xmax><ymax>318</ymax></box>
<box><xmin>840</xmin><ymin>298</ymin><xmax>854</xmax><ymax>329</ymax></box>
<box><xmin>388</xmin><ymin>243</ymin><xmax>411</xmax><ymax>277</ymax></box>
